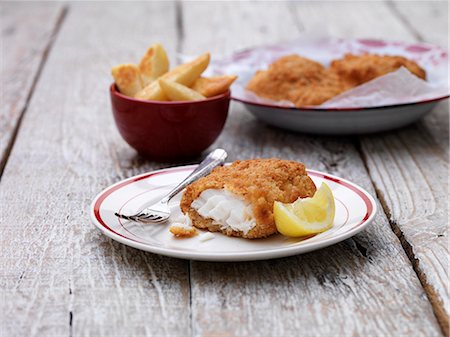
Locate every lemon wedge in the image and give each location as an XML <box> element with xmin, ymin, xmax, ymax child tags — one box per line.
<box><xmin>274</xmin><ymin>183</ymin><xmax>335</xmax><ymax>237</ymax></box>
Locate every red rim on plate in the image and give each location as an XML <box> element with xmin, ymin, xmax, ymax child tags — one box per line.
<box><xmin>91</xmin><ymin>166</ymin><xmax>377</xmax><ymax>259</ymax></box>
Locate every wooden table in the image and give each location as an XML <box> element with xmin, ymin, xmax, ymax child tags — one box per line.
<box><xmin>1</xmin><ymin>2</ymin><xmax>448</xmax><ymax>336</ymax></box>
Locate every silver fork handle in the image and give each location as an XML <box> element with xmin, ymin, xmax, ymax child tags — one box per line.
<box><xmin>161</xmin><ymin>149</ymin><xmax>227</xmax><ymax>203</ymax></box>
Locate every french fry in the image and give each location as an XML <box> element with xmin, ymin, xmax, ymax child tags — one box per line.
<box><xmin>111</xmin><ymin>64</ymin><xmax>143</xmax><ymax>97</ymax></box>
<box><xmin>134</xmin><ymin>81</ymin><xmax>169</xmax><ymax>101</ymax></box>
<box><xmin>159</xmin><ymin>79</ymin><xmax>205</xmax><ymax>101</ymax></box>
<box><xmin>135</xmin><ymin>53</ymin><xmax>210</xmax><ymax>100</ymax></box>
<box><xmin>192</xmin><ymin>75</ymin><xmax>237</xmax><ymax>97</ymax></box>
<box><xmin>139</xmin><ymin>43</ymin><xmax>170</xmax><ymax>86</ymax></box>
<box><xmin>164</xmin><ymin>52</ymin><xmax>210</xmax><ymax>86</ymax></box>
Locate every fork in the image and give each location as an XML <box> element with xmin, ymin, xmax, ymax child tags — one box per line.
<box><xmin>114</xmin><ymin>149</ymin><xmax>227</xmax><ymax>224</ymax></box>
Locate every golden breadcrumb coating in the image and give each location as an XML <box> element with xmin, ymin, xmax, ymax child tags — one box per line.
<box><xmin>288</xmin><ymin>71</ymin><xmax>351</xmax><ymax>106</ymax></box>
<box><xmin>246</xmin><ymin>55</ymin><xmax>326</xmax><ymax>102</ymax></box>
<box><xmin>180</xmin><ymin>159</ymin><xmax>317</xmax><ymax>239</ymax></box>
<box><xmin>169</xmin><ymin>225</ymin><xmax>197</xmax><ymax>238</ymax></box>
<box><xmin>329</xmin><ymin>53</ymin><xmax>426</xmax><ymax>87</ymax></box>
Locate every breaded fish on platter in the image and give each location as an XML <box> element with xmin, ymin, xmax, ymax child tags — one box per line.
<box><xmin>246</xmin><ymin>52</ymin><xmax>427</xmax><ymax>107</ymax></box>
<box><xmin>288</xmin><ymin>71</ymin><xmax>351</xmax><ymax>106</ymax></box>
<box><xmin>180</xmin><ymin>159</ymin><xmax>316</xmax><ymax>239</ymax></box>
<box><xmin>246</xmin><ymin>55</ymin><xmax>326</xmax><ymax>102</ymax></box>
<box><xmin>329</xmin><ymin>53</ymin><xmax>426</xmax><ymax>86</ymax></box>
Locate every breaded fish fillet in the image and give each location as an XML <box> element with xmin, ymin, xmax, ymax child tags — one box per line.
<box><xmin>288</xmin><ymin>71</ymin><xmax>351</xmax><ymax>106</ymax></box>
<box><xmin>329</xmin><ymin>53</ymin><xmax>426</xmax><ymax>87</ymax></box>
<box><xmin>246</xmin><ymin>55</ymin><xmax>326</xmax><ymax>102</ymax></box>
<box><xmin>180</xmin><ymin>159</ymin><xmax>316</xmax><ymax>239</ymax></box>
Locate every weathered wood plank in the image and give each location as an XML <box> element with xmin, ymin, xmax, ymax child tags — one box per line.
<box><xmin>292</xmin><ymin>1</ymin><xmax>412</xmax><ymax>39</ymax></box>
<box><xmin>389</xmin><ymin>0</ymin><xmax>448</xmax><ymax>49</ymax></box>
<box><xmin>182</xmin><ymin>2</ymin><xmax>442</xmax><ymax>336</ymax></box>
<box><xmin>395</xmin><ymin>0</ymin><xmax>449</xmax><ymax>168</ymax></box>
<box><xmin>360</xmin><ymin>128</ymin><xmax>449</xmax><ymax>334</ymax></box>
<box><xmin>179</xmin><ymin>1</ymin><xmax>299</xmax><ymax>56</ymax></box>
<box><xmin>376</xmin><ymin>1</ymin><xmax>450</xmax><ymax>332</ymax></box>
<box><xmin>0</xmin><ymin>3</ymin><xmax>190</xmax><ymax>337</ymax></box>
<box><xmin>291</xmin><ymin>1</ymin><xmax>449</xmax><ymax>333</ymax></box>
<box><xmin>388</xmin><ymin>0</ymin><xmax>449</xmax><ymax>150</ymax></box>
<box><xmin>0</xmin><ymin>2</ymin><xmax>64</xmax><ymax>174</ymax></box>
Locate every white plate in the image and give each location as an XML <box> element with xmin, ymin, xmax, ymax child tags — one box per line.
<box><xmin>211</xmin><ymin>38</ymin><xmax>449</xmax><ymax>134</ymax></box>
<box><xmin>90</xmin><ymin>165</ymin><xmax>377</xmax><ymax>261</ymax></box>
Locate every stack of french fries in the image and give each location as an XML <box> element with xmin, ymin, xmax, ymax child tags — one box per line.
<box><xmin>111</xmin><ymin>43</ymin><xmax>237</xmax><ymax>101</ymax></box>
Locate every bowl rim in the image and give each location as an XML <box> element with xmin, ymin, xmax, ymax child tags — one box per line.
<box><xmin>232</xmin><ymin>93</ymin><xmax>449</xmax><ymax>112</ymax></box>
<box><xmin>110</xmin><ymin>83</ymin><xmax>230</xmax><ymax>105</ymax></box>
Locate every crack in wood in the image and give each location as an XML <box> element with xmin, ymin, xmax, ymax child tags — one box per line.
<box><xmin>69</xmin><ymin>311</ymin><xmax>73</xmax><ymax>337</ymax></box>
<box><xmin>391</xmin><ymin>218</ymin><xmax>448</xmax><ymax>337</ymax></box>
<box><xmin>316</xmin><ymin>270</ymin><xmax>354</xmax><ymax>294</ymax></box>
<box><xmin>188</xmin><ymin>260</ymin><xmax>193</xmax><ymax>336</ymax></box>
<box><xmin>353</xmin><ymin>239</ymin><xmax>368</xmax><ymax>258</ymax></box>
<box><xmin>2</xmin><ymin>25</ymin><xmax>15</xmax><ymax>36</ymax></box>
<box><xmin>355</xmin><ymin>141</ymin><xmax>449</xmax><ymax>337</ymax></box>
<box><xmin>0</xmin><ymin>5</ymin><xmax>69</xmax><ymax>180</ymax></box>
<box><xmin>385</xmin><ymin>0</ymin><xmax>425</xmax><ymax>41</ymax></box>
<box><xmin>175</xmin><ymin>0</ymin><xmax>184</xmax><ymax>57</ymax></box>
<box><xmin>286</xmin><ymin>1</ymin><xmax>305</xmax><ymax>32</ymax></box>
<box><xmin>15</xmin><ymin>271</ymin><xmax>26</xmax><ymax>289</ymax></box>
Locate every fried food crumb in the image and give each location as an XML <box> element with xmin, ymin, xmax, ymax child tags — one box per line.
<box><xmin>169</xmin><ymin>224</ymin><xmax>197</xmax><ymax>238</ymax></box>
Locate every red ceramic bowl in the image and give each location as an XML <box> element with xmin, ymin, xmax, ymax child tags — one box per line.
<box><xmin>110</xmin><ymin>84</ymin><xmax>230</xmax><ymax>160</ymax></box>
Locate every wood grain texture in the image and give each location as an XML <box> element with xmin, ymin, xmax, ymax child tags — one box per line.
<box><xmin>179</xmin><ymin>1</ymin><xmax>300</xmax><ymax>56</ymax></box>
<box><xmin>0</xmin><ymin>2</ymin><xmax>64</xmax><ymax>174</ymax></box>
<box><xmin>389</xmin><ymin>0</ymin><xmax>449</xmax><ymax>49</ymax></box>
<box><xmin>291</xmin><ymin>1</ymin><xmax>449</xmax><ymax>333</ymax></box>
<box><xmin>360</xmin><ymin>128</ymin><xmax>449</xmax><ymax>334</ymax></box>
<box><xmin>389</xmin><ymin>0</ymin><xmax>449</xmax><ymax>152</ymax></box>
<box><xmin>291</xmin><ymin>1</ymin><xmax>414</xmax><ymax>39</ymax></box>
<box><xmin>182</xmin><ymin>2</ymin><xmax>442</xmax><ymax>336</ymax></box>
<box><xmin>0</xmin><ymin>3</ymin><xmax>190</xmax><ymax>337</ymax></box>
